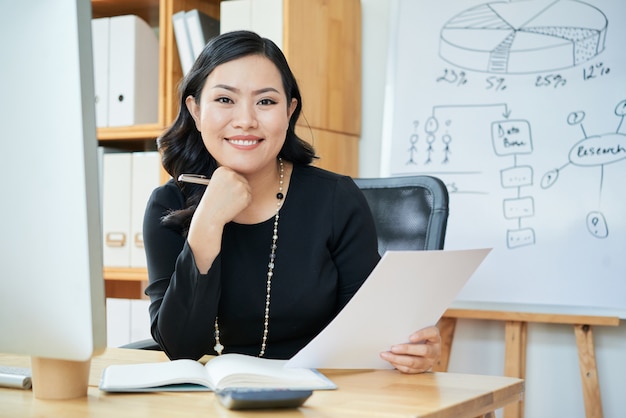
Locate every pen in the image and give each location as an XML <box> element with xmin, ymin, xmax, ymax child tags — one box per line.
<box><xmin>178</xmin><ymin>174</ymin><xmax>210</xmax><ymax>185</ymax></box>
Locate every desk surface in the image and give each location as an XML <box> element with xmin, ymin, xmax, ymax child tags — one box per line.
<box><xmin>0</xmin><ymin>348</ymin><xmax>523</xmax><ymax>418</ymax></box>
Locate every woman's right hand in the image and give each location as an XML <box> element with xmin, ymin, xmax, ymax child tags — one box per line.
<box><xmin>187</xmin><ymin>166</ymin><xmax>252</xmax><ymax>273</ymax></box>
<box><xmin>198</xmin><ymin>166</ymin><xmax>252</xmax><ymax>225</ymax></box>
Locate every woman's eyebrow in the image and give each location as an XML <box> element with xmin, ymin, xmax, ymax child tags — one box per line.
<box><xmin>212</xmin><ymin>84</ymin><xmax>280</xmax><ymax>95</ymax></box>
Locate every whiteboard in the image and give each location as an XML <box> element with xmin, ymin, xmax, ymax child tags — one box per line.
<box><xmin>382</xmin><ymin>0</ymin><xmax>626</xmax><ymax>311</ymax></box>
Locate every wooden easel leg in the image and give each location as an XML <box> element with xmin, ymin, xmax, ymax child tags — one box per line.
<box><xmin>434</xmin><ymin>317</ymin><xmax>457</xmax><ymax>372</ymax></box>
<box><xmin>574</xmin><ymin>324</ymin><xmax>604</xmax><ymax>418</ymax></box>
<box><xmin>503</xmin><ymin>321</ymin><xmax>527</xmax><ymax>418</ymax></box>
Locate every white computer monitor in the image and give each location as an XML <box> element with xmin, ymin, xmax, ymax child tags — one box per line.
<box><xmin>0</xmin><ymin>0</ymin><xmax>106</xmax><ymax>399</ymax></box>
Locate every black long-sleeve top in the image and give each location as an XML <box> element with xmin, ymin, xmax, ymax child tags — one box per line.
<box><xmin>143</xmin><ymin>164</ymin><xmax>381</xmax><ymax>360</ymax></box>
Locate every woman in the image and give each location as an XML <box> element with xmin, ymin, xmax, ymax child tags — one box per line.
<box><xmin>143</xmin><ymin>30</ymin><xmax>440</xmax><ymax>373</ymax></box>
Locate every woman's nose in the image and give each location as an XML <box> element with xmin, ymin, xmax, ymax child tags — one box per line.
<box><xmin>231</xmin><ymin>101</ymin><xmax>258</xmax><ymax>129</ymax></box>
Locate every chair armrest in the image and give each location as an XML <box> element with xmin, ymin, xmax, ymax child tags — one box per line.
<box><xmin>120</xmin><ymin>338</ymin><xmax>161</xmax><ymax>351</ymax></box>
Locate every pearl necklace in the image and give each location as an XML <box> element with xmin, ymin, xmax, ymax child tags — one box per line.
<box><xmin>213</xmin><ymin>158</ymin><xmax>285</xmax><ymax>357</ymax></box>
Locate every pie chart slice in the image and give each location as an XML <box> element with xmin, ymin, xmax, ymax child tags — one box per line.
<box><xmin>439</xmin><ymin>0</ymin><xmax>608</xmax><ymax>73</ymax></box>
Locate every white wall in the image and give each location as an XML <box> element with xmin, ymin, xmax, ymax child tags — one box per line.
<box><xmin>359</xmin><ymin>1</ymin><xmax>626</xmax><ymax>417</ymax></box>
<box><xmin>359</xmin><ymin>0</ymin><xmax>387</xmax><ymax>178</ymax></box>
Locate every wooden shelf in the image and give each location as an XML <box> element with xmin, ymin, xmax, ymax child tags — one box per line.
<box><xmin>104</xmin><ymin>267</ymin><xmax>148</xmax><ymax>299</ymax></box>
<box><xmin>103</xmin><ymin>267</ymin><xmax>148</xmax><ymax>281</ymax></box>
<box><xmin>97</xmin><ymin>124</ymin><xmax>163</xmax><ymax>141</ymax></box>
<box><xmin>92</xmin><ymin>0</ymin><xmax>160</xmax><ymax>26</ymax></box>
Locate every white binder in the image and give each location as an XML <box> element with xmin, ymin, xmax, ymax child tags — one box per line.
<box><xmin>250</xmin><ymin>0</ymin><xmax>282</xmax><ymax>48</ymax></box>
<box><xmin>130</xmin><ymin>152</ymin><xmax>161</xmax><ymax>268</ymax></box>
<box><xmin>220</xmin><ymin>0</ymin><xmax>282</xmax><ymax>48</ymax></box>
<box><xmin>219</xmin><ymin>0</ymin><xmax>252</xmax><ymax>34</ymax></box>
<box><xmin>185</xmin><ymin>9</ymin><xmax>220</xmax><ymax>59</ymax></box>
<box><xmin>102</xmin><ymin>152</ymin><xmax>132</xmax><ymax>267</ymax></box>
<box><xmin>172</xmin><ymin>10</ymin><xmax>194</xmax><ymax>76</ymax></box>
<box><xmin>91</xmin><ymin>17</ymin><xmax>110</xmax><ymax>127</ymax></box>
<box><xmin>108</xmin><ymin>15</ymin><xmax>159</xmax><ymax>127</ymax></box>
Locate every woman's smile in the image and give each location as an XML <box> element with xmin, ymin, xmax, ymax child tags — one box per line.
<box><xmin>227</xmin><ymin>135</ymin><xmax>262</xmax><ymax>148</ymax></box>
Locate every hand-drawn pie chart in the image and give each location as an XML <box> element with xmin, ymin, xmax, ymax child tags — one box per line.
<box><xmin>439</xmin><ymin>0</ymin><xmax>607</xmax><ymax>74</ymax></box>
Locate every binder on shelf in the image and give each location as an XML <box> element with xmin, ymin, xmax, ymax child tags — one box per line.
<box><xmin>91</xmin><ymin>17</ymin><xmax>110</xmax><ymax>127</ymax></box>
<box><xmin>130</xmin><ymin>152</ymin><xmax>161</xmax><ymax>268</ymax></box>
<box><xmin>100</xmin><ymin>150</ymin><xmax>161</xmax><ymax>269</ymax></box>
<box><xmin>108</xmin><ymin>15</ymin><xmax>159</xmax><ymax>127</ymax></box>
<box><xmin>173</xmin><ymin>10</ymin><xmax>220</xmax><ymax>76</ymax></box>
<box><xmin>219</xmin><ymin>0</ymin><xmax>282</xmax><ymax>48</ymax></box>
<box><xmin>172</xmin><ymin>10</ymin><xmax>194</xmax><ymax>76</ymax></box>
<box><xmin>102</xmin><ymin>152</ymin><xmax>132</xmax><ymax>267</ymax></box>
<box><xmin>220</xmin><ymin>0</ymin><xmax>252</xmax><ymax>34</ymax></box>
<box><xmin>250</xmin><ymin>0</ymin><xmax>283</xmax><ymax>47</ymax></box>
<box><xmin>185</xmin><ymin>9</ymin><xmax>219</xmax><ymax>59</ymax></box>
<box><xmin>106</xmin><ymin>298</ymin><xmax>151</xmax><ymax>347</ymax></box>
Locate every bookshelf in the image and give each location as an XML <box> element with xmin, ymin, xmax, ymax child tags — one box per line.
<box><xmin>92</xmin><ymin>0</ymin><xmax>362</xmax><ymax>297</ymax></box>
<box><xmin>93</xmin><ymin>0</ymin><xmax>221</xmax><ymax>296</ymax></box>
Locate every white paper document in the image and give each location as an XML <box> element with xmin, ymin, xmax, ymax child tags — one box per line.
<box><xmin>287</xmin><ymin>248</ymin><xmax>491</xmax><ymax>369</ymax></box>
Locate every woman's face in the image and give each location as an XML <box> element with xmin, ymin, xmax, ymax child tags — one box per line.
<box><xmin>187</xmin><ymin>54</ymin><xmax>297</xmax><ymax>176</ymax></box>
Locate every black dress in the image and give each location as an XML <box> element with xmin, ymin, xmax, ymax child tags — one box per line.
<box><xmin>143</xmin><ymin>164</ymin><xmax>381</xmax><ymax>360</ymax></box>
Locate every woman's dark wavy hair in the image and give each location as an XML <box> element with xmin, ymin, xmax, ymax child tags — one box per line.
<box><xmin>158</xmin><ymin>30</ymin><xmax>317</xmax><ymax>231</ymax></box>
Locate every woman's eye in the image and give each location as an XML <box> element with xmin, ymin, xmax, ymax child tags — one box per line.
<box><xmin>258</xmin><ymin>98</ymin><xmax>277</xmax><ymax>106</ymax></box>
<box><xmin>216</xmin><ymin>97</ymin><xmax>232</xmax><ymax>104</ymax></box>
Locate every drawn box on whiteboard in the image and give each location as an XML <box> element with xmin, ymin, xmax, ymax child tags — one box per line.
<box><xmin>491</xmin><ymin>120</ymin><xmax>532</xmax><ymax>156</ymax></box>
<box><xmin>507</xmin><ymin>228</ymin><xmax>535</xmax><ymax>249</ymax></box>
<box><xmin>500</xmin><ymin>166</ymin><xmax>533</xmax><ymax>188</ymax></box>
<box><xmin>503</xmin><ymin>197</ymin><xmax>534</xmax><ymax>219</ymax></box>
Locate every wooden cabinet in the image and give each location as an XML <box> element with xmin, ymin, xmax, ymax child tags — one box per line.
<box><xmin>288</xmin><ymin>0</ymin><xmax>362</xmax><ymax>177</ymax></box>
<box><xmin>92</xmin><ymin>0</ymin><xmax>361</xmax><ymax>296</ymax></box>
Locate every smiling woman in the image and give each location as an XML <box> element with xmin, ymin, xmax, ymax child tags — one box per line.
<box><xmin>142</xmin><ymin>30</ymin><xmax>442</xmax><ymax>373</ymax></box>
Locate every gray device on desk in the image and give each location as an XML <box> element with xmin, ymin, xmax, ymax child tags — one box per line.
<box><xmin>216</xmin><ymin>388</ymin><xmax>313</xmax><ymax>410</ymax></box>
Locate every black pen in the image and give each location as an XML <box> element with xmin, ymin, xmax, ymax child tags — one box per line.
<box><xmin>178</xmin><ymin>174</ymin><xmax>210</xmax><ymax>185</ymax></box>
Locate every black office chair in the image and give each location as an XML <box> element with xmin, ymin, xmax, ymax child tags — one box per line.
<box><xmin>353</xmin><ymin>175</ymin><xmax>449</xmax><ymax>253</ymax></box>
<box><xmin>121</xmin><ymin>337</ymin><xmax>160</xmax><ymax>350</ymax></box>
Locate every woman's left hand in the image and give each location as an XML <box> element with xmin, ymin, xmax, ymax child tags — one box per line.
<box><xmin>379</xmin><ymin>326</ymin><xmax>442</xmax><ymax>374</ymax></box>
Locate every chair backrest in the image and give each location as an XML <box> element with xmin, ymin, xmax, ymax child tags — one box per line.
<box><xmin>354</xmin><ymin>175</ymin><xmax>449</xmax><ymax>254</ymax></box>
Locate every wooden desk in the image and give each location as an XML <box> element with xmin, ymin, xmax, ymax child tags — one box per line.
<box><xmin>0</xmin><ymin>348</ymin><xmax>523</xmax><ymax>418</ymax></box>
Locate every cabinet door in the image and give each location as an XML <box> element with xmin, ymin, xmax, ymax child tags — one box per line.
<box><xmin>282</xmin><ymin>0</ymin><xmax>361</xmax><ymax>137</ymax></box>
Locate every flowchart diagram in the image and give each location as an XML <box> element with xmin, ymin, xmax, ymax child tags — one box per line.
<box><xmin>541</xmin><ymin>98</ymin><xmax>626</xmax><ymax>238</ymax></box>
<box><xmin>405</xmin><ymin>104</ymin><xmax>537</xmax><ymax>249</ymax></box>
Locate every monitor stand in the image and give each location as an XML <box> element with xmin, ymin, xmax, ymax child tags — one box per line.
<box><xmin>31</xmin><ymin>357</ymin><xmax>91</xmax><ymax>399</ymax></box>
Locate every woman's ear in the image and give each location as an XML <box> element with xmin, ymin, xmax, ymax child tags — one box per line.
<box><xmin>185</xmin><ymin>95</ymin><xmax>201</xmax><ymax>131</ymax></box>
<box><xmin>287</xmin><ymin>98</ymin><xmax>297</xmax><ymax>123</ymax></box>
